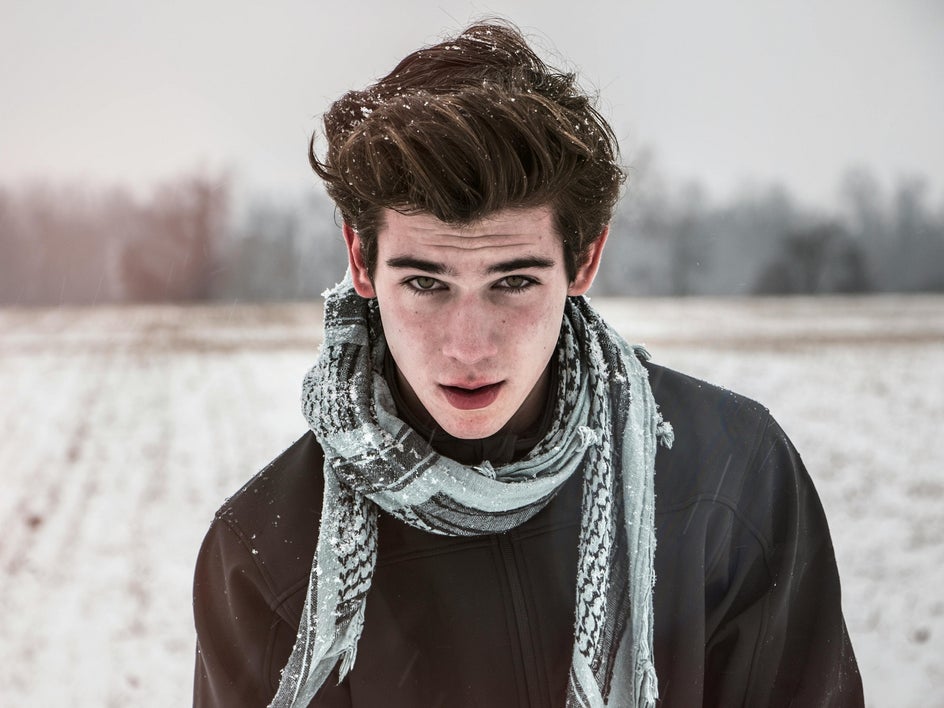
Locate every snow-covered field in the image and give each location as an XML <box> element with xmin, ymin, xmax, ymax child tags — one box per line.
<box><xmin>1</xmin><ymin>296</ymin><xmax>942</xmax><ymax>707</ymax></box>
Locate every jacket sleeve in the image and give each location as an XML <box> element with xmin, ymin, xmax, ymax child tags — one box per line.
<box><xmin>703</xmin><ymin>415</ymin><xmax>864</xmax><ymax>708</ymax></box>
<box><xmin>192</xmin><ymin>514</ymin><xmax>351</xmax><ymax>708</ymax></box>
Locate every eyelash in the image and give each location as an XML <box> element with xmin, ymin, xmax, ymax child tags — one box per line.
<box><xmin>404</xmin><ymin>277</ymin><xmax>444</xmax><ymax>295</ymax></box>
<box><xmin>497</xmin><ymin>275</ymin><xmax>537</xmax><ymax>293</ymax></box>
<box><xmin>403</xmin><ymin>276</ymin><xmax>537</xmax><ymax>296</ymax></box>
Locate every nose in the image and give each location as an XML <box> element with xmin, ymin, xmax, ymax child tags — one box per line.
<box><xmin>439</xmin><ymin>296</ymin><xmax>500</xmax><ymax>366</ymax></box>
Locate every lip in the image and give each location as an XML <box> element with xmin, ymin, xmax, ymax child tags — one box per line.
<box><xmin>439</xmin><ymin>382</ymin><xmax>504</xmax><ymax>410</ymax></box>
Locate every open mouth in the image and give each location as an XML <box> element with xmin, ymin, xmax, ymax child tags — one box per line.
<box><xmin>440</xmin><ymin>382</ymin><xmax>503</xmax><ymax>410</ymax></box>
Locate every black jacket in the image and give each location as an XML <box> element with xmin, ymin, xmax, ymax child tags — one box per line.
<box><xmin>193</xmin><ymin>362</ymin><xmax>864</xmax><ymax>707</ymax></box>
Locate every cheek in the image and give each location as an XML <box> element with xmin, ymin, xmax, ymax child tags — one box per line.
<box><xmin>507</xmin><ymin>301</ymin><xmax>564</xmax><ymax>353</ymax></box>
<box><xmin>402</xmin><ymin>305</ymin><xmax>434</xmax><ymax>334</ymax></box>
<box><xmin>381</xmin><ymin>301</ymin><xmax>438</xmax><ymax>349</ymax></box>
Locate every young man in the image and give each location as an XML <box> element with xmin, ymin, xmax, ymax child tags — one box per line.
<box><xmin>193</xmin><ymin>22</ymin><xmax>864</xmax><ymax>708</ymax></box>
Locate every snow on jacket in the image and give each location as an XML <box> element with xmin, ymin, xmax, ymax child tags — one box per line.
<box><xmin>192</xmin><ymin>361</ymin><xmax>864</xmax><ymax>707</ymax></box>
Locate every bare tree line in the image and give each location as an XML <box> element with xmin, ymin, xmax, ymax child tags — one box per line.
<box><xmin>596</xmin><ymin>153</ymin><xmax>944</xmax><ymax>296</ymax></box>
<box><xmin>0</xmin><ymin>176</ymin><xmax>227</xmax><ymax>305</ymax></box>
<box><xmin>1</xmin><ymin>160</ymin><xmax>942</xmax><ymax>305</ymax></box>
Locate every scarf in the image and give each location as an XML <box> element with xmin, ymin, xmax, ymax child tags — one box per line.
<box><xmin>269</xmin><ymin>275</ymin><xmax>673</xmax><ymax>708</ymax></box>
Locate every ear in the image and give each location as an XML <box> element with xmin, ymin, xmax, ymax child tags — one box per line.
<box><xmin>567</xmin><ymin>226</ymin><xmax>608</xmax><ymax>296</ymax></box>
<box><xmin>342</xmin><ymin>222</ymin><xmax>377</xmax><ymax>298</ymax></box>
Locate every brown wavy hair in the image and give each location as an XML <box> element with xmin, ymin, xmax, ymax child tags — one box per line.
<box><xmin>310</xmin><ymin>21</ymin><xmax>624</xmax><ymax>280</ymax></box>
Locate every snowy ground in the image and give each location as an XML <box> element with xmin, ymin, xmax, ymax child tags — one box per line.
<box><xmin>1</xmin><ymin>295</ymin><xmax>942</xmax><ymax>707</ymax></box>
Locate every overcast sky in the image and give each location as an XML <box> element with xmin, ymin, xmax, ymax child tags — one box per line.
<box><xmin>2</xmin><ymin>0</ymin><xmax>942</xmax><ymax>208</ymax></box>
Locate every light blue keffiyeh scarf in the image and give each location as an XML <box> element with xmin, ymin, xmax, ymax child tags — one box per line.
<box><xmin>269</xmin><ymin>275</ymin><xmax>672</xmax><ymax>708</ymax></box>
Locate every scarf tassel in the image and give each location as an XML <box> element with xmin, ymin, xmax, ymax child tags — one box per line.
<box><xmin>640</xmin><ymin>661</ymin><xmax>658</xmax><ymax>707</ymax></box>
<box><xmin>337</xmin><ymin>645</ymin><xmax>358</xmax><ymax>684</ymax></box>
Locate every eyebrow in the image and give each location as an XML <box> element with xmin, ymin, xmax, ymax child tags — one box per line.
<box><xmin>385</xmin><ymin>256</ymin><xmax>555</xmax><ymax>276</ymax></box>
<box><xmin>485</xmin><ymin>257</ymin><xmax>555</xmax><ymax>274</ymax></box>
<box><xmin>385</xmin><ymin>257</ymin><xmax>453</xmax><ymax>275</ymax></box>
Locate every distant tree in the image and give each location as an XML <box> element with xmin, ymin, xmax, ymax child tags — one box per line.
<box><xmin>0</xmin><ymin>182</ymin><xmax>123</xmax><ymax>305</ymax></box>
<box><xmin>889</xmin><ymin>177</ymin><xmax>944</xmax><ymax>291</ymax></box>
<box><xmin>0</xmin><ymin>174</ymin><xmax>228</xmax><ymax>305</ymax></box>
<box><xmin>753</xmin><ymin>222</ymin><xmax>870</xmax><ymax>294</ymax></box>
<box><xmin>212</xmin><ymin>188</ymin><xmax>345</xmax><ymax>302</ymax></box>
<box><xmin>667</xmin><ymin>182</ymin><xmax>708</xmax><ymax>296</ymax></box>
<box><xmin>0</xmin><ymin>187</ymin><xmax>21</xmax><ymax>302</ymax></box>
<box><xmin>293</xmin><ymin>192</ymin><xmax>349</xmax><ymax>297</ymax></box>
<box><xmin>120</xmin><ymin>175</ymin><xmax>228</xmax><ymax>301</ymax></box>
<box><xmin>840</xmin><ymin>168</ymin><xmax>944</xmax><ymax>292</ymax></box>
<box><xmin>215</xmin><ymin>199</ymin><xmax>299</xmax><ymax>301</ymax></box>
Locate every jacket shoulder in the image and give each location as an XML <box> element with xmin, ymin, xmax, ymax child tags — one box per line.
<box><xmin>193</xmin><ymin>433</ymin><xmax>329</xmax><ymax>705</ymax></box>
<box><xmin>217</xmin><ymin>430</ymin><xmax>324</xmax><ymax>519</ymax></box>
<box><xmin>212</xmin><ymin>431</ymin><xmax>324</xmax><ymax>611</ymax></box>
<box><xmin>643</xmin><ymin>359</ymin><xmax>770</xmax><ymax>441</ymax></box>
<box><xmin>643</xmin><ymin>360</ymin><xmax>803</xmax><ymax>545</ymax></box>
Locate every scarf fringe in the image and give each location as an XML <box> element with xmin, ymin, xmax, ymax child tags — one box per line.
<box><xmin>640</xmin><ymin>662</ymin><xmax>659</xmax><ymax>707</ymax></box>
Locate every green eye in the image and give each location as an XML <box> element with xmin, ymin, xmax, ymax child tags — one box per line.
<box><xmin>501</xmin><ymin>275</ymin><xmax>532</xmax><ymax>290</ymax></box>
<box><xmin>412</xmin><ymin>277</ymin><xmax>438</xmax><ymax>290</ymax></box>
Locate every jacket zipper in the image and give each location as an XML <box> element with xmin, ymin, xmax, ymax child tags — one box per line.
<box><xmin>497</xmin><ymin>532</ymin><xmax>547</xmax><ymax>708</ymax></box>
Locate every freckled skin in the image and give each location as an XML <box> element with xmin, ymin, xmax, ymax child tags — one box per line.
<box><xmin>344</xmin><ymin>206</ymin><xmax>606</xmax><ymax>440</ymax></box>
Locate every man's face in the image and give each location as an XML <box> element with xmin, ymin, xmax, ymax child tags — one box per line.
<box><xmin>344</xmin><ymin>206</ymin><xmax>605</xmax><ymax>440</ymax></box>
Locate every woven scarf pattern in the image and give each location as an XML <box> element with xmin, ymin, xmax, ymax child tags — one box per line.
<box><xmin>269</xmin><ymin>275</ymin><xmax>672</xmax><ymax>708</ymax></box>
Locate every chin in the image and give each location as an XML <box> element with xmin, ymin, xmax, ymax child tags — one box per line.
<box><xmin>437</xmin><ymin>411</ymin><xmax>510</xmax><ymax>441</ymax></box>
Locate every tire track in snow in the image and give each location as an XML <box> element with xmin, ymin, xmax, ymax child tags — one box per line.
<box><xmin>0</xmin><ymin>342</ymin><xmax>117</xmax><ymax>703</ymax></box>
<box><xmin>0</xmin><ymin>346</ymin><xmax>103</xmax><ymax>577</ymax></box>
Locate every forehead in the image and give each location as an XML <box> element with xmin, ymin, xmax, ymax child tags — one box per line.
<box><xmin>377</xmin><ymin>206</ymin><xmax>562</xmax><ymax>255</ymax></box>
